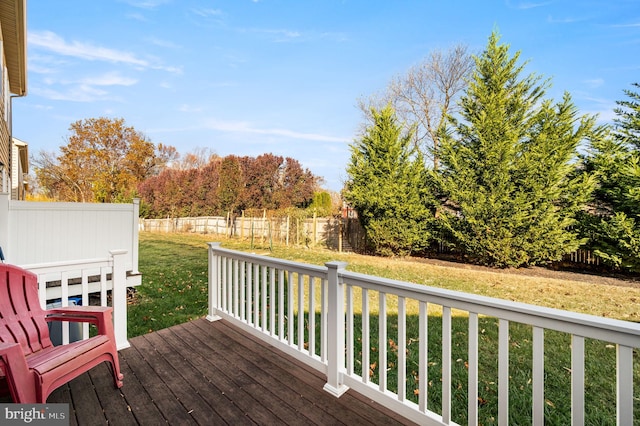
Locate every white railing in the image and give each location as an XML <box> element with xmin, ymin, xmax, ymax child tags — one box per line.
<box><xmin>22</xmin><ymin>250</ymin><xmax>130</xmax><ymax>350</ymax></box>
<box><xmin>207</xmin><ymin>243</ymin><xmax>640</xmax><ymax>426</ymax></box>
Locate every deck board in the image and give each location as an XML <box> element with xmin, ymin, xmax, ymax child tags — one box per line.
<box><xmin>46</xmin><ymin>318</ymin><xmax>418</xmax><ymax>425</ymax></box>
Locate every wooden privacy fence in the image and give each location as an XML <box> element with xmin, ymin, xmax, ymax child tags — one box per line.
<box><xmin>140</xmin><ymin>215</ymin><xmax>602</xmax><ymax>266</ymax></box>
<box><xmin>140</xmin><ymin>214</ymin><xmax>349</xmax><ymax>250</ymax></box>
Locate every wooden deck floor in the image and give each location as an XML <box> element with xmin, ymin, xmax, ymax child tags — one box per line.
<box><xmin>47</xmin><ymin>318</ymin><xmax>418</xmax><ymax>425</ymax></box>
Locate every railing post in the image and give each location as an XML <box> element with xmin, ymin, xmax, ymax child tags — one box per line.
<box><xmin>110</xmin><ymin>249</ymin><xmax>130</xmax><ymax>350</ymax></box>
<box><xmin>323</xmin><ymin>261</ymin><xmax>349</xmax><ymax>397</ymax></box>
<box><xmin>207</xmin><ymin>242</ymin><xmax>222</xmax><ymax>321</ymax></box>
<box><xmin>131</xmin><ymin>198</ymin><xmax>140</xmax><ymax>274</ymax></box>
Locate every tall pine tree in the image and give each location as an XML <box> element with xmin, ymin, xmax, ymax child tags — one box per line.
<box><xmin>579</xmin><ymin>83</ymin><xmax>640</xmax><ymax>271</ymax></box>
<box><xmin>437</xmin><ymin>32</ymin><xmax>596</xmax><ymax>267</ymax></box>
<box><xmin>344</xmin><ymin>104</ymin><xmax>436</xmax><ymax>256</ymax></box>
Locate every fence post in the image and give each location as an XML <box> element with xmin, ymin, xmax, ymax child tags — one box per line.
<box><xmin>207</xmin><ymin>242</ymin><xmax>222</xmax><ymax>321</ymax></box>
<box><xmin>324</xmin><ymin>261</ymin><xmax>349</xmax><ymax>397</ymax></box>
<box><xmin>110</xmin><ymin>249</ymin><xmax>130</xmax><ymax>350</ymax></box>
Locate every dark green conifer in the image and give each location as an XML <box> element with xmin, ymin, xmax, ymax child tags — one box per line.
<box><xmin>344</xmin><ymin>104</ymin><xmax>436</xmax><ymax>256</ymax></box>
<box><xmin>437</xmin><ymin>32</ymin><xmax>596</xmax><ymax>267</ymax></box>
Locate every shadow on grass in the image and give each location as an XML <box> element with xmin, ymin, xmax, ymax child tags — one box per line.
<box><xmin>280</xmin><ymin>308</ymin><xmax>638</xmax><ymax>425</ymax></box>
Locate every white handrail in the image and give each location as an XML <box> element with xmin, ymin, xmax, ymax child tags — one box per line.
<box><xmin>24</xmin><ymin>250</ymin><xmax>130</xmax><ymax>350</ymax></box>
<box><xmin>208</xmin><ymin>243</ymin><xmax>640</xmax><ymax>425</ymax></box>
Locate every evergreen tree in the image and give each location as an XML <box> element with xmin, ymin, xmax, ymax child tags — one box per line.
<box><xmin>614</xmin><ymin>82</ymin><xmax>640</xmax><ymax>150</ymax></box>
<box><xmin>436</xmin><ymin>32</ymin><xmax>596</xmax><ymax>267</ymax></box>
<box><xmin>580</xmin><ymin>84</ymin><xmax>640</xmax><ymax>271</ymax></box>
<box><xmin>344</xmin><ymin>105</ymin><xmax>436</xmax><ymax>256</ymax></box>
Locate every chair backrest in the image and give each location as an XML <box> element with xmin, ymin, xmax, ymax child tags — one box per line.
<box><xmin>0</xmin><ymin>264</ymin><xmax>53</xmax><ymax>355</ymax></box>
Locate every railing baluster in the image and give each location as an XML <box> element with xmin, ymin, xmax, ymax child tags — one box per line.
<box><xmin>227</xmin><ymin>258</ymin><xmax>233</xmax><ymax>312</ymax></box>
<box><xmin>309</xmin><ymin>276</ymin><xmax>316</xmax><ymax>357</ymax></box>
<box><xmin>442</xmin><ymin>306</ymin><xmax>452</xmax><ymax>424</ymax></box>
<box><xmin>100</xmin><ymin>266</ymin><xmax>108</xmax><ymax>306</ymax></box>
<box><xmin>498</xmin><ymin>319</ymin><xmax>509</xmax><ymax>425</ymax></box>
<box><xmin>61</xmin><ymin>271</ymin><xmax>69</xmax><ymax>345</ymax></box>
<box><xmin>398</xmin><ymin>296</ymin><xmax>406</xmax><ymax>402</ymax></box>
<box><xmin>269</xmin><ymin>267</ymin><xmax>275</xmax><ymax>336</ymax></box>
<box><xmin>287</xmin><ymin>271</ymin><xmax>294</xmax><ymax>345</ymax></box>
<box><xmin>379</xmin><ymin>291</ymin><xmax>387</xmax><ymax>393</ymax></box>
<box><xmin>468</xmin><ymin>312</ymin><xmax>479</xmax><ymax>426</ymax></box>
<box><xmin>616</xmin><ymin>344</ymin><xmax>634</xmax><ymax>426</ymax></box>
<box><xmin>532</xmin><ymin>326</ymin><xmax>545</xmax><ymax>426</ymax></box>
<box><xmin>253</xmin><ymin>263</ymin><xmax>259</xmax><ymax>327</ymax></box>
<box><xmin>81</xmin><ymin>269</ymin><xmax>90</xmax><ymax>339</ymax></box>
<box><xmin>246</xmin><ymin>261</ymin><xmax>253</xmax><ymax>325</ymax></box>
<box><xmin>278</xmin><ymin>269</ymin><xmax>285</xmax><ymax>340</ymax></box>
<box><xmin>233</xmin><ymin>259</ymin><xmax>239</xmax><ymax>318</ymax></box>
<box><xmin>363</xmin><ymin>288</ymin><xmax>370</xmax><ymax>384</ymax></box>
<box><xmin>37</xmin><ymin>273</ymin><xmax>47</xmax><ymax>309</ymax></box>
<box><xmin>571</xmin><ymin>335</ymin><xmax>584</xmax><ymax>426</ymax></box>
<box><xmin>221</xmin><ymin>257</ymin><xmax>227</xmax><ymax>312</ymax></box>
<box><xmin>419</xmin><ymin>300</ymin><xmax>427</xmax><ymax>413</ymax></box>
<box><xmin>297</xmin><ymin>273</ymin><xmax>304</xmax><ymax>351</ymax></box>
<box><xmin>261</xmin><ymin>265</ymin><xmax>267</xmax><ymax>332</ymax></box>
<box><xmin>346</xmin><ymin>284</ymin><xmax>354</xmax><ymax>375</ymax></box>
<box><xmin>240</xmin><ymin>260</ymin><xmax>246</xmax><ymax>321</ymax></box>
<box><xmin>321</xmin><ymin>278</ymin><xmax>328</xmax><ymax>363</ymax></box>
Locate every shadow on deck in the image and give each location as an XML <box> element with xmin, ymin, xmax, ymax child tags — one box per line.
<box><xmin>48</xmin><ymin>318</ymin><xmax>417</xmax><ymax>425</ymax></box>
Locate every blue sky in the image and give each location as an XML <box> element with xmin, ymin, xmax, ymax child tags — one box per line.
<box><xmin>14</xmin><ymin>0</ymin><xmax>640</xmax><ymax>192</ymax></box>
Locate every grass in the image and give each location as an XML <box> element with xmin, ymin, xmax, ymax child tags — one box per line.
<box><xmin>132</xmin><ymin>231</ymin><xmax>640</xmax><ymax>424</ymax></box>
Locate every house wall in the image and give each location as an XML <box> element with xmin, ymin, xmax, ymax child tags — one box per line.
<box><xmin>0</xmin><ymin>28</ymin><xmax>10</xmax><ymax>192</ymax></box>
<box><xmin>10</xmin><ymin>139</ymin><xmax>26</xmax><ymax>199</ymax></box>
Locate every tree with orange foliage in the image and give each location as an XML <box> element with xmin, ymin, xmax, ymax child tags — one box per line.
<box><xmin>34</xmin><ymin>117</ymin><xmax>175</xmax><ymax>202</ymax></box>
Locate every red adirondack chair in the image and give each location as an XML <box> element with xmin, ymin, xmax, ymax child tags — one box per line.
<box><xmin>0</xmin><ymin>263</ymin><xmax>123</xmax><ymax>403</ymax></box>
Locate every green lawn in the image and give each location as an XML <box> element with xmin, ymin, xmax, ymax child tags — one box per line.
<box><xmin>131</xmin><ymin>231</ymin><xmax>640</xmax><ymax>424</ymax></box>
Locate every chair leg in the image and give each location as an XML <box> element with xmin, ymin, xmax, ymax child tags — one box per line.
<box><xmin>109</xmin><ymin>355</ymin><xmax>124</xmax><ymax>388</ymax></box>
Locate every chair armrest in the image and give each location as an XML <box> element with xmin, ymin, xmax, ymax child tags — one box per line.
<box><xmin>0</xmin><ymin>342</ymin><xmax>36</xmax><ymax>403</ymax></box>
<box><xmin>0</xmin><ymin>341</ymin><xmax>23</xmax><ymax>356</ymax></box>
<box><xmin>46</xmin><ymin>306</ymin><xmax>115</xmax><ymax>338</ymax></box>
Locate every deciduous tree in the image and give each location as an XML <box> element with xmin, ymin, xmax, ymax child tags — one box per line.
<box><xmin>137</xmin><ymin>153</ymin><xmax>319</xmax><ymax>218</ymax></box>
<box><xmin>360</xmin><ymin>44</ymin><xmax>474</xmax><ymax>169</ymax></box>
<box><xmin>34</xmin><ymin>117</ymin><xmax>170</xmax><ymax>203</ymax></box>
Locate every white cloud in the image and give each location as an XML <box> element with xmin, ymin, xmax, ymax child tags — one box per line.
<box><xmin>583</xmin><ymin>78</ymin><xmax>604</xmax><ymax>89</ymax></box>
<box><xmin>610</xmin><ymin>22</ymin><xmax>640</xmax><ymax>28</ymax></box>
<box><xmin>147</xmin><ymin>37</ymin><xmax>182</xmax><ymax>49</ymax></box>
<box><xmin>126</xmin><ymin>13</ymin><xmax>148</xmax><ymax>22</ymax></box>
<box><xmin>78</xmin><ymin>72</ymin><xmax>138</xmax><ymax>87</ymax></box>
<box><xmin>547</xmin><ymin>15</ymin><xmax>589</xmax><ymax>24</ymax></box>
<box><xmin>178</xmin><ymin>104</ymin><xmax>203</xmax><ymax>113</ymax></box>
<box><xmin>31</xmin><ymin>85</ymin><xmax>113</xmax><ymax>103</ymax></box>
<box><xmin>32</xmin><ymin>72</ymin><xmax>137</xmax><ymax>102</ymax></box>
<box><xmin>575</xmin><ymin>93</ymin><xmax>617</xmax><ymax>124</ymax></box>
<box><xmin>191</xmin><ymin>8</ymin><xmax>224</xmax><ymax>18</ymax></box>
<box><xmin>505</xmin><ymin>0</ymin><xmax>551</xmax><ymax>10</ymax></box>
<box><xmin>121</xmin><ymin>0</ymin><xmax>170</xmax><ymax>9</ymax></box>
<box><xmin>29</xmin><ymin>31</ymin><xmax>182</xmax><ymax>74</ymax></box>
<box><xmin>204</xmin><ymin>118</ymin><xmax>349</xmax><ymax>143</ymax></box>
<box><xmin>30</xmin><ymin>31</ymin><xmax>149</xmax><ymax>66</ymax></box>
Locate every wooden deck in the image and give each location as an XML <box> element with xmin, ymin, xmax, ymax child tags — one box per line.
<box><xmin>46</xmin><ymin>318</ymin><xmax>418</xmax><ymax>425</ymax></box>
